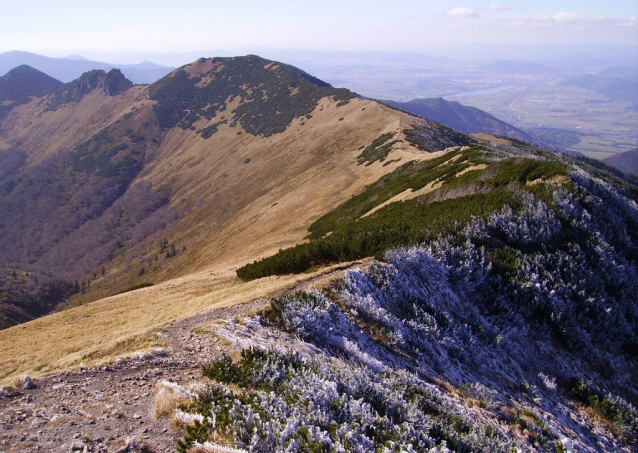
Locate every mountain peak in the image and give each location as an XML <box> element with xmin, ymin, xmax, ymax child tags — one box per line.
<box><xmin>42</xmin><ymin>68</ymin><xmax>133</xmax><ymax>112</ymax></box>
<box><xmin>3</xmin><ymin>64</ymin><xmax>63</xmax><ymax>86</ymax></box>
<box><xmin>0</xmin><ymin>65</ymin><xmax>63</xmax><ymax>114</ymax></box>
<box><xmin>150</xmin><ymin>55</ymin><xmax>355</xmax><ymax>136</ymax></box>
<box><xmin>71</xmin><ymin>68</ymin><xmax>133</xmax><ymax>96</ymax></box>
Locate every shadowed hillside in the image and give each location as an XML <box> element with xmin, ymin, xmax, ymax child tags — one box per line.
<box><xmin>384</xmin><ymin>97</ymin><xmax>538</xmax><ymax>144</ymax></box>
<box><xmin>0</xmin><ymin>65</ymin><xmax>62</xmax><ymax>118</ymax></box>
<box><xmin>603</xmin><ymin>148</ymin><xmax>638</xmax><ymax>176</ymax></box>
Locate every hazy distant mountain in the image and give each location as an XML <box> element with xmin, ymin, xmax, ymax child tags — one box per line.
<box><xmin>603</xmin><ymin>148</ymin><xmax>638</xmax><ymax>176</ymax></box>
<box><xmin>0</xmin><ymin>65</ymin><xmax>62</xmax><ymax>118</ymax></box>
<box><xmin>482</xmin><ymin>60</ymin><xmax>561</xmax><ymax>76</ymax></box>
<box><xmin>63</xmin><ymin>54</ymin><xmax>88</xmax><ymax>61</ymax></box>
<box><xmin>383</xmin><ymin>97</ymin><xmax>538</xmax><ymax>144</ymax></box>
<box><xmin>562</xmin><ymin>73</ymin><xmax>638</xmax><ymax>101</ymax></box>
<box><xmin>597</xmin><ymin>66</ymin><xmax>638</xmax><ymax>81</ymax></box>
<box><xmin>0</xmin><ymin>65</ymin><xmax>62</xmax><ymax>97</ymax></box>
<box><xmin>0</xmin><ymin>50</ymin><xmax>175</xmax><ymax>84</ymax></box>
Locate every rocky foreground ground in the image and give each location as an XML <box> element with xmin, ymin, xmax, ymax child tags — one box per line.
<box><xmin>0</xmin><ymin>299</ymin><xmax>270</xmax><ymax>453</ymax></box>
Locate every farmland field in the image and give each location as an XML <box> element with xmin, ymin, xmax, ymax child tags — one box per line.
<box><xmin>445</xmin><ymin>84</ymin><xmax>638</xmax><ymax>158</ymax></box>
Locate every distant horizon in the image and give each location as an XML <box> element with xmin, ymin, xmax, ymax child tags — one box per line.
<box><xmin>2</xmin><ymin>43</ymin><xmax>637</xmax><ymax>70</ymax></box>
<box><xmin>2</xmin><ymin>1</ymin><xmax>636</xmax><ymax>64</ymax></box>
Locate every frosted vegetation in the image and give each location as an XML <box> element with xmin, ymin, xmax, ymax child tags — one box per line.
<box><xmin>179</xmin><ymin>166</ymin><xmax>638</xmax><ymax>451</ymax></box>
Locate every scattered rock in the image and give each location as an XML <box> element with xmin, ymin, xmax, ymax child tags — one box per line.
<box><xmin>0</xmin><ymin>299</ymin><xmax>269</xmax><ymax>452</ymax></box>
<box><xmin>21</xmin><ymin>375</ymin><xmax>37</xmax><ymax>390</ymax></box>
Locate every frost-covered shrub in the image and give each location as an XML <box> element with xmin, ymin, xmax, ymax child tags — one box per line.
<box><xmin>190</xmin><ymin>442</ymin><xmax>247</xmax><ymax>453</ymax></box>
<box><xmin>470</xmin><ymin>193</ymin><xmax>561</xmax><ymax>247</ymax></box>
<box><xmin>180</xmin><ymin>166</ymin><xmax>638</xmax><ymax>451</ymax></box>
<box><xmin>271</xmin><ymin>290</ymin><xmax>350</xmax><ymax>347</ymax></box>
<box><xmin>154</xmin><ymin>380</ymin><xmax>196</xmax><ymax>419</ymax></box>
<box><xmin>570</xmin><ymin>379</ymin><xmax>638</xmax><ymax>444</ymax></box>
<box><xmin>537</xmin><ymin>373</ymin><xmax>556</xmax><ymax>391</ymax></box>
<box><xmin>181</xmin><ymin>344</ymin><xmax>515</xmax><ymax>453</ymax></box>
<box><xmin>174</xmin><ymin>409</ymin><xmax>206</xmax><ymax>426</ymax></box>
<box><xmin>459</xmin><ymin>382</ymin><xmax>498</xmax><ymax>409</ymax></box>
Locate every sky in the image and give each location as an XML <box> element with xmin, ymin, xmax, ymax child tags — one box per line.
<box><xmin>0</xmin><ymin>0</ymin><xmax>636</xmax><ymax>61</ymax></box>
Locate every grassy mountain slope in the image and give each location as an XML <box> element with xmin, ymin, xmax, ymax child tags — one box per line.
<box><xmin>0</xmin><ymin>55</ymin><xmax>442</xmax><ymax>331</ymax></box>
<box><xmin>383</xmin><ymin>97</ymin><xmax>538</xmax><ymax>144</ymax></box>
<box><xmin>0</xmin><ymin>54</ymin><xmax>456</xmax><ymax>379</ymax></box>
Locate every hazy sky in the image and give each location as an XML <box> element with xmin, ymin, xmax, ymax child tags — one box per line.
<box><xmin>1</xmin><ymin>0</ymin><xmax>636</xmax><ymax>56</ymax></box>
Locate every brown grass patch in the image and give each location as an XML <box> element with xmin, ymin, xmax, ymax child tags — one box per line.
<box><xmin>0</xmin><ymin>95</ymin><xmax>429</xmax><ymax>385</ymax></box>
<box><xmin>153</xmin><ymin>381</ymin><xmax>194</xmax><ymax>419</ymax></box>
<box><xmin>471</xmin><ymin>132</ymin><xmax>514</xmax><ymax>145</ymax></box>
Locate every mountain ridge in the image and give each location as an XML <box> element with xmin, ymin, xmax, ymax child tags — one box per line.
<box><xmin>0</xmin><ymin>55</ymin><xmax>437</xmax><ymax>329</ymax></box>
<box><xmin>603</xmin><ymin>147</ymin><xmax>638</xmax><ymax>176</ymax></box>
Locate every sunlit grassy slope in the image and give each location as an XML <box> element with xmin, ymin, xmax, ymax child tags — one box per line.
<box><xmin>0</xmin><ymin>56</ymin><xmax>461</xmax><ymax>384</ymax></box>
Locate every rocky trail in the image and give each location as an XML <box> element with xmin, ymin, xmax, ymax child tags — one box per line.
<box><xmin>0</xmin><ymin>298</ymin><xmax>271</xmax><ymax>453</ymax></box>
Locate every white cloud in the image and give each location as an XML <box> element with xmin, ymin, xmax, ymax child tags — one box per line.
<box><xmin>552</xmin><ymin>11</ymin><xmax>607</xmax><ymax>22</ymax></box>
<box><xmin>517</xmin><ymin>11</ymin><xmax>617</xmax><ymax>25</ymax></box>
<box><xmin>446</xmin><ymin>7</ymin><xmax>479</xmax><ymax>18</ymax></box>
<box><xmin>487</xmin><ymin>3</ymin><xmax>514</xmax><ymax>11</ymax></box>
<box><xmin>505</xmin><ymin>11</ymin><xmax>638</xmax><ymax>32</ymax></box>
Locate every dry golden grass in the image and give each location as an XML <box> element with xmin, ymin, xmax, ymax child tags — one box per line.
<box><xmin>0</xmin><ymin>69</ymin><xmax>432</xmax><ymax>385</ymax></box>
<box><xmin>0</xmin><ymin>262</ymin><xmax>363</xmax><ymax>386</ymax></box>
<box><xmin>153</xmin><ymin>381</ymin><xmax>194</xmax><ymax>419</ymax></box>
<box><xmin>471</xmin><ymin>132</ymin><xmax>515</xmax><ymax>145</ymax></box>
<box><xmin>0</xmin><ymin>87</ymin><xmax>147</xmax><ymax>160</ymax></box>
<box><xmin>74</xmin><ymin>96</ymin><xmax>419</xmax><ymax>303</ymax></box>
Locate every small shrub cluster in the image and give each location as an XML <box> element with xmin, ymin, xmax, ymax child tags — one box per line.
<box><xmin>356</xmin><ymin>132</ymin><xmax>399</xmax><ymax>166</ymax></box>
<box><xmin>571</xmin><ymin>379</ymin><xmax>638</xmax><ymax>444</ymax></box>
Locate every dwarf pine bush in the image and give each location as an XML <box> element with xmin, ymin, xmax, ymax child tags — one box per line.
<box><xmin>182</xmin><ymin>167</ymin><xmax>638</xmax><ymax>451</ymax></box>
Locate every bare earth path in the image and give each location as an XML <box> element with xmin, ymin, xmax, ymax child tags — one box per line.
<box><xmin>0</xmin><ymin>299</ymin><xmax>269</xmax><ymax>453</ymax></box>
<box><xmin>0</xmin><ymin>264</ymin><xmax>355</xmax><ymax>453</ymax></box>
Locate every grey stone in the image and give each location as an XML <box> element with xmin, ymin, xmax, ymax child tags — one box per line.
<box><xmin>21</xmin><ymin>375</ymin><xmax>37</xmax><ymax>390</ymax></box>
